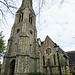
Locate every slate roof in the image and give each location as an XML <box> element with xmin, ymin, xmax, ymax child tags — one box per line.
<box><xmin>66</xmin><ymin>51</ymin><xmax>75</xmax><ymax>65</ymax></box>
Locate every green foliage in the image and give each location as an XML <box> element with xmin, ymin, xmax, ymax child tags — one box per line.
<box><xmin>0</xmin><ymin>31</ymin><xmax>5</xmax><ymax>57</ymax></box>
<box><xmin>28</xmin><ymin>72</ymin><xmax>41</xmax><ymax>75</ymax></box>
<box><xmin>54</xmin><ymin>74</ymin><xmax>66</xmax><ymax>75</ymax></box>
<box><xmin>70</xmin><ymin>72</ymin><xmax>75</xmax><ymax>75</ymax></box>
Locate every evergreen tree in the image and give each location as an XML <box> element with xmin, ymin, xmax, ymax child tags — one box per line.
<box><xmin>0</xmin><ymin>31</ymin><xmax>5</xmax><ymax>57</ymax></box>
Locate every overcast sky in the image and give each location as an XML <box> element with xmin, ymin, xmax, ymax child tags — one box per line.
<box><xmin>0</xmin><ymin>0</ymin><xmax>75</xmax><ymax>52</ymax></box>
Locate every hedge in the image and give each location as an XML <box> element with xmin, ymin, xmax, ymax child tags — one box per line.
<box><xmin>54</xmin><ymin>74</ymin><xmax>66</xmax><ymax>75</ymax></box>
<box><xmin>70</xmin><ymin>72</ymin><xmax>75</xmax><ymax>75</ymax></box>
<box><xmin>28</xmin><ymin>73</ymin><xmax>67</xmax><ymax>75</ymax></box>
<box><xmin>28</xmin><ymin>72</ymin><xmax>41</xmax><ymax>75</ymax></box>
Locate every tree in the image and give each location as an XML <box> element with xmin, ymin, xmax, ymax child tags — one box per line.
<box><xmin>0</xmin><ymin>0</ymin><xmax>64</xmax><ymax>22</ymax></box>
<box><xmin>38</xmin><ymin>0</ymin><xmax>64</xmax><ymax>14</ymax></box>
<box><xmin>0</xmin><ymin>31</ymin><xmax>5</xmax><ymax>57</ymax></box>
<box><xmin>0</xmin><ymin>0</ymin><xmax>65</xmax><ymax>31</ymax></box>
<box><xmin>0</xmin><ymin>0</ymin><xmax>19</xmax><ymax>28</ymax></box>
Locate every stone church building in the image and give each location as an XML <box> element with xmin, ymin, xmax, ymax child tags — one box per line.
<box><xmin>1</xmin><ymin>0</ymin><xmax>70</xmax><ymax>75</ymax></box>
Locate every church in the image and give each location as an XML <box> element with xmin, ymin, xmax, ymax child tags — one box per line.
<box><xmin>1</xmin><ymin>0</ymin><xmax>70</xmax><ymax>75</ymax></box>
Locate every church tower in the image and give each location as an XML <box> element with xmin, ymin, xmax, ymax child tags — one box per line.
<box><xmin>1</xmin><ymin>0</ymin><xmax>40</xmax><ymax>75</ymax></box>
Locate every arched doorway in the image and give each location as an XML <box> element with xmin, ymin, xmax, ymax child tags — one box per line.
<box><xmin>9</xmin><ymin>60</ymin><xmax>15</xmax><ymax>75</ymax></box>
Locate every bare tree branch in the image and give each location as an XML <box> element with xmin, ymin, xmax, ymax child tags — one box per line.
<box><xmin>0</xmin><ymin>0</ymin><xmax>64</xmax><ymax>28</ymax></box>
<box><xmin>0</xmin><ymin>8</ymin><xmax>8</xmax><ymax>29</ymax></box>
<box><xmin>0</xmin><ymin>0</ymin><xmax>19</xmax><ymax>29</ymax></box>
<box><xmin>38</xmin><ymin>0</ymin><xmax>64</xmax><ymax>23</ymax></box>
<box><xmin>0</xmin><ymin>1</ymin><xmax>7</xmax><ymax>7</ymax></box>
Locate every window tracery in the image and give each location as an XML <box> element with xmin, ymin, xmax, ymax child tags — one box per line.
<box><xmin>46</xmin><ymin>48</ymin><xmax>51</xmax><ymax>55</ymax></box>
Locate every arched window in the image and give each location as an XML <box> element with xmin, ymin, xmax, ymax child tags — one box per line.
<box><xmin>19</xmin><ymin>12</ymin><xmax>23</xmax><ymax>22</ymax></box>
<box><xmin>29</xmin><ymin>14</ymin><xmax>33</xmax><ymax>24</ymax></box>
<box><xmin>43</xmin><ymin>56</ymin><xmax>45</xmax><ymax>66</ymax></box>
<box><xmin>30</xmin><ymin>30</ymin><xmax>33</xmax><ymax>35</ymax></box>
<box><xmin>17</xmin><ymin>28</ymin><xmax>20</xmax><ymax>33</ymax></box>
<box><xmin>53</xmin><ymin>54</ymin><xmax>56</xmax><ymax>65</ymax></box>
<box><xmin>30</xmin><ymin>44</ymin><xmax>32</xmax><ymax>52</ymax></box>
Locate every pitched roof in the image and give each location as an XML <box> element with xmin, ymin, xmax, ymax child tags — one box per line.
<box><xmin>66</xmin><ymin>51</ymin><xmax>75</xmax><ymax>65</ymax></box>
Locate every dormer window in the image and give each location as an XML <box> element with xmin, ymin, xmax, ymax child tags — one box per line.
<box><xmin>19</xmin><ymin>12</ymin><xmax>23</xmax><ymax>22</ymax></box>
<box><xmin>37</xmin><ymin>39</ymin><xmax>41</xmax><ymax>47</ymax></box>
<box><xmin>29</xmin><ymin>14</ymin><xmax>33</xmax><ymax>24</ymax></box>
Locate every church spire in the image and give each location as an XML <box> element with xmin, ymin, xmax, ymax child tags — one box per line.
<box><xmin>22</xmin><ymin>0</ymin><xmax>32</xmax><ymax>6</ymax></box>
<box><xmin>18</xmin><ymin>0</ymin><xmax>33</xmax><ymax>11</ymax></box>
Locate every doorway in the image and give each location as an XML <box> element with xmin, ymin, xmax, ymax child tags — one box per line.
<box><xmin>9</xmin><ymin>60</ymin><xmax>15</xmax><ymax>75</ymax></box>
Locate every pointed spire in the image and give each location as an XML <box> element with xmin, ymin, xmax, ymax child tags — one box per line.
<box><xmin>17</xmin><ymin>0</ymin><xmax>33</xmax><ymax>12</ymax></box>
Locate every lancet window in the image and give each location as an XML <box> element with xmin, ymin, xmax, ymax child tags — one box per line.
<box><xmin>43</xmin><ymin>56</ymin><xmax>45</xmax><ymax>66</ymax></box>
<box><xmin>53</xmin><ymin>54</ymin><xmax>56</xmax><ymax>65</ymax></box>
<box><xmin>29</xmin><ymin>14</ymin><xmax>33</xmax><ymax>24</ymax></box>
<box><xmin>19</xmin><ymin>12</ymin><xmax>23</xmax><ymax>22</ymax></box>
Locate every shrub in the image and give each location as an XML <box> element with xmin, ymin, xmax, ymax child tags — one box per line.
<box><xmin>70</xmin><ymin>72</ymin><xmax>75</xmax><ymax>75</ymax></box>
<box><xmin>28</xmin><ymin>72</ymin><xmax>41</xmax><ymax>75</ymax></box>
<box><xmin>54</xmin><ymin>74</ymin><xmax>66</xmax><ymax>75</ymax></box>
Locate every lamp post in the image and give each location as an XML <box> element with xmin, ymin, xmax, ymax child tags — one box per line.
<box><xmin>54</xmin><ymin>44</ymin><xmax>62</xmax><ymax>75</ymax></box>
